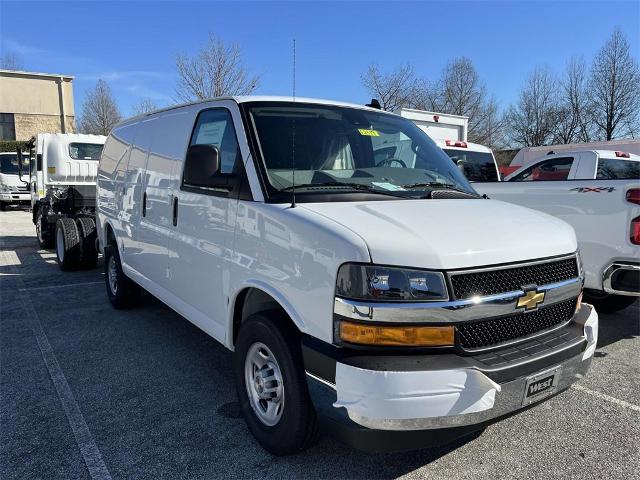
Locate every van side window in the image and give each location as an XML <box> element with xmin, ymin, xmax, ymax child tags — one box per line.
<box><xmin>190</xmin><ymin>109</ymin><xmax>240</xmax><ymax>174</ymax></box>
<box><xmin>510</xmin><ymin>157</ymin><xmax>574</xmax><ymax>182</ymax></box>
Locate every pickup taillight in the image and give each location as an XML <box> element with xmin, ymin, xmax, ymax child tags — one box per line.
<box><xmin>626</xmin><ymin>188</ymin><xmax>640</xmax><ymax>205</ymax></box>
<box><xmin>631</xmin><ymin>217</ymin><xmax>640</xmax><ymax>245</ymax></box>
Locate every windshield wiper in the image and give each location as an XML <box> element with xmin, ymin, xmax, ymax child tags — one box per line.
<box><xmin>401</xmin><ymin>182</ymin><xmax>477</xmax><ymax>195</ymax></box>
<box><xmin>279</xmin><ymin>182</ymin><xmax>407</xmax><ymax>198</ymax></box>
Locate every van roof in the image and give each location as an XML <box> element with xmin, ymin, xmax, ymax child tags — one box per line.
<box><xmin>36</xmin><ymin>133</ymin><xmax>107</xmax><ymax>143</ymax></box>
<box><xmin>116</xmin><ymin>95</ymin><xmax>395</xmax><ymax>127</ymax></box>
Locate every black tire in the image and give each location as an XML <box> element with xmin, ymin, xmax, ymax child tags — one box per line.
<box><xmin>76</xmin><ymin>217</ymin><xmax>98</xmax><ymax>269</ymax></box>
<box><xmin>55</xmin><ymin>218</ymin><xmax>81</xmax><ymax>271</ymax></box>
<box><xmin>104</xmin><ymin>242</ymin><xmax>140</xmax><ymax>309</ymax></box>
<box><xmin>35</xmin><ymin>207</ymin><xmax>54</xmax><ymax>249</ymax></box>
<box><xmin>583</xmin><ymin>290</ymin><xmax>638</xmax><ymax>313</ymax></box>
<box><xmin>234</xmin><ymin>312</ymin><xmax>319</xmax><ymax>455</ymax></box>
<box><xmin>0</xmin><ymin>202</ymin><xmax>6</xmax><ymax>211</ymax></box>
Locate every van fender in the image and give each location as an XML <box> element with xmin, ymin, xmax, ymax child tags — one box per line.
<box><xmin>102</xmin><ymin>218</ymin><xmax>124</xmax><ymax>259</ymax></box>
<box><xmin>227</xmin><ymin>279</ymin><xmax>307</xmax><ymax>349</ymax></box>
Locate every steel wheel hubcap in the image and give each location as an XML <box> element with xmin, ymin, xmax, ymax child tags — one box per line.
<box><xmin>244</xmin><ymin>342</ymin><xmax>284</xmax><ymax>426</ymax></box>
<box><xmin>108</xmin><ymin>255</ymin><xmax>118</xmax><ymax>294</ymax></box>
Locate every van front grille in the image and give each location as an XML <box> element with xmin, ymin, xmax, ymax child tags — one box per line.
<box><xmin>449</xmin><ymin>257</ymin><xmax>579</xmax><ymax>300</ymax></box>
<box><xmin>456</xmin><ymin>297</ymin><xmax>577</xmax><ymax>350</ymax></box>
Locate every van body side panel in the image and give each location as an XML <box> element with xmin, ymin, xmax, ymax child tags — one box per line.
<box><xmin>132</xmin><ymin>109</ymin><xmax>195</xmax><ymax>290</ymax></box>
<box><xmin>229</xmin><ymin>203</ymin><xmax>371</xmax><ymax>346</ymax></box>
<box><xmin>122</xmin><ymin>117</ymin><xmax>157</xmax><ymax>272</ymax></box>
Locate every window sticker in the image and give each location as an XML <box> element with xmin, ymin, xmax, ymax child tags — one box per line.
<box><xmin>371</xmin><ymin>182</ymin><xmax>406</xmax><ymax>191</ymax></box>
<box><xmin>196</xmin><ymin>122</ymin><xmax>225</xmax><ymax>146</ymax></box>
<box><xmin>358</xmin><ymin>128</ymin><xmax>380</xmax><ymax>137</ymax></box>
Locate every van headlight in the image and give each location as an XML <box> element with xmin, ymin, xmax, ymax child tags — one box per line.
<box><xmin>0</xmin><ymin>185</ymin><xmax>10</xmax><ymax>192</ymax></box>
<box><xmin>335</xmin><ymin>263</ymin><xmax>448</xmax><ymax>302</ymax></box>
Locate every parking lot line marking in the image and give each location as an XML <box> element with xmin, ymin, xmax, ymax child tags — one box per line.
<box><xmin>18</xmin><ymin>281</ymin><xmax>104</xmax><ymax>292</ymax></box>
<box><xmin>0</xmin><ymin>251</ymin><xmax>112</xmax><ymax>480</ymax></box>
<box><xmin>571</xmin><ymin>384</ymin><xmax>640</xmax><ymax>413</ymax></box>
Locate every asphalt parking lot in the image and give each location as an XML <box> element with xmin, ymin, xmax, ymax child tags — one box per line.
<box><xmin>1</xmin><ymin>208</ymin><xmax>639</xmax><ymax>480</ymax></box>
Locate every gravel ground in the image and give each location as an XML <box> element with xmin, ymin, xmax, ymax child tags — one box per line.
<box><xmin>1</xmin><ymin>208</ymin><xmax>638</xmax><ymax>480</ymax></box>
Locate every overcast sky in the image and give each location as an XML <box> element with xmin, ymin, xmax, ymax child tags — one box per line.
<box><xmin>1</xmin><ymin>0</ymin><xmax>638</xmax><ymax>118</ymax></box>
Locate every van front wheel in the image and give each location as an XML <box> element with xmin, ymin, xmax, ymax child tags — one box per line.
<box><xmin>234</xmin><ymin>313</ymin><xmax>318</xmax><ymax>455</ymax></box>
<box><xmin>104</xmin><ymin>243</ymin><xmax>140</xmax><ymax>309</ymax></box>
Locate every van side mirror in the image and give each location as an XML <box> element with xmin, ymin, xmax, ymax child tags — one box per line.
<box><xmin>183</xmin><ymin>144</ymin><xmax>221</xmax><ymax>187</ymax></box>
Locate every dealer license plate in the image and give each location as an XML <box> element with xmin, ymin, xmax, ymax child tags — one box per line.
<box><xmin>522</xmin><ymin>366</ymin><xmax>562</xmax><ymax>406</ymax></box>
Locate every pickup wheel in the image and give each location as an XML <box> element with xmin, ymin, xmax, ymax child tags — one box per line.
<box><xmin>55</xmin><ymin>218</ymin><xmax>81</xmax><ymax>271</ymax></box>
<box><xmin>234</xmin><ymin>313</ymin><xmax>318</xmax><ymax>455</ymax></box>
<box><xmin>583</xmin><ymin>290</ymin><xmax>637</xmax><ymax>313</ymax></box>
<box><xmin>104</xmin><ymin>242</ymin><xmax>140</xmax><ymax>309</ymax></box>
<box><xmin>0</xmin><ymin>202</ymin><xmax>6</xmax><ymax>211</ymax></box>
<box><xmin>36</xmin><ymin>208</ymin><xmax>54</xmax><ymax>249</ymax></box>
<box><xmin>76</xmin><ymin>217</ymin><xmax>98</xmax><ymax>269</ymax></box>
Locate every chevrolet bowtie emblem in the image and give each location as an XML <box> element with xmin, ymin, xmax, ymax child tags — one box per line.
<box><xmin>517</xmin><ymin>290</ymin><xmax>545</xmax><ymax>310</ymax></box>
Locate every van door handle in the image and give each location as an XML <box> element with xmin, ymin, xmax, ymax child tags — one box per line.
<box><xmin>142</xmin><ymin>192</ymin><xmax>147</xmax><ymax>217</ymax></box>
<box><xmin>172</xmin><ymin>196</ymin><xmax>178</xmax><ymax>226</ymax></box>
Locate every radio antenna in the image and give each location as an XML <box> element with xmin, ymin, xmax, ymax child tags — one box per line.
<box><xmin>290</xmin><ymin>38</ymin><xmax>297</xmax><ymax>208</ymax></box>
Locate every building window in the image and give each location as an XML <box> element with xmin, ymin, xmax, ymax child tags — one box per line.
<box><xmin>0</xmin><ymin>113</ymin><xmax>16</xmax><ymax>140</ymax></box>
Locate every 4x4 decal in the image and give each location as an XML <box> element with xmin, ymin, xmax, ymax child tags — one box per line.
<box><xmin>570</xmin><ymin>187</ymin><xmax>616</xmax><ymax>193</ymax></box>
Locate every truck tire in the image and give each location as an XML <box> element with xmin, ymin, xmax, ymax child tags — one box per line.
<box><xmin>36</xmin><ymin>208</ymin><xmax>54</xmax><ymax>249</ymax></box>
<box><xmin>0</xmin><ymin>202</ymin><xmax>6</xmax><ymax>211</ymax></box>
<box><xmin>55</xmin><ymin>218</ymin><xmax>81</xmax><ymax>271</ymax></box>
<box><xmin>234</xmin><ymin>312</ymin><xmax>319</xmax><ymax>455</ymax></box>
<box><xmin>76</xmin><ymin>217</ymin><xmax>98</xmax><ymax>269</ymax></box>
<box><xmin>583</xmin><ymin>290</ymin><xmax>637</xmax><ymax>313</ymax></box>
<box><xmin>104</xmin><ymin>242</ymin><xmax>140</xmax><ymax>309</ymax></box>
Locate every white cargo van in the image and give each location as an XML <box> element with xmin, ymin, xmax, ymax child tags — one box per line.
<box><xmin>97</xmin><ymin>97</ymin><xmax>597</xmax><ymax>454</ymax></box>
<box><xmin>0</xmin><ymin>152</ymin><xmax>30</xmax><ymax>209</ymax></box>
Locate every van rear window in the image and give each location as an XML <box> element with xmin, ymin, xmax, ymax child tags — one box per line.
<box><xmin>596</xmin><ymin>158</ymin><xmax>640</xmax><ymax>179</ymax></box>
<box><xmin>69</xmin><ymin>143</ymin><xmax>104</xmax><ymax>160</ymax></box>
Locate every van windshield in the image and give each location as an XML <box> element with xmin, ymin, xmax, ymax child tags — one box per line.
<box><xmin>443</xmin><ymin>149</ymin><xmax>499</xmax><ymax>182</ymax></box>
<box><xmin>69</xmin><ymin>143</ymin><xmax>103</xmax><ymax>160</ymax></box>
<box><xmin>246</xmin><ymin>102</ymin><xmax>476</xmax><ymax>201</ymax></box>
<box><xmin>0</xmin><ymin>154</ymin><xmax>28</xmax><ymax>174</ymax></box>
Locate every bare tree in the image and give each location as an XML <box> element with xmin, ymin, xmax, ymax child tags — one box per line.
<box><xmin>554</xmin><ymin>57</ymin><xmax>591</xmax><ymax>143</ymax></box>
<box><xmin>175</xmin><ymin>34</ymin><xmax>260</xmax><ymax>102</ymax></box>
<box><xmin>361</xmin><ymin>63</ymin><xmax>418</xmax><ymax>111</ymax></box>
<box><xmin>588</xmin><ymin>28</ymin><xmax>640</xmax><ymax>140</ymax></box>
<box><xmin>506</xmin><ymin>67</ymin><xmax>559</xmax><ymax>147</ymax></box>
<box><xmin>470</xmin><ymin>97</ymin><xmax>507</xmax><ymax>149</ymax></box>
<box><xmin>79</xmin><ymin>80</ymin><xmax>122</xmax><ymax>135</ymax></box>
<box><xmin>132</xmin><ymin>98</ymin><xmax>159</xmax><ymax>116</ymax></box>
<box><xmin>0</xmin><ymin>51</ymin><xmax>24</xmax><ymax>70</ymax></box>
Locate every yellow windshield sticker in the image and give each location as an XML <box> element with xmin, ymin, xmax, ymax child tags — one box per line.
<box><xmin>47</xmin><ymin>166</ymin><xmax>56</xmax><ymax>174</ymax></box>
<box><xmin>358</xmin><ymin>128</ymin><xmax>380</xmax><ymax>137</ymax></box>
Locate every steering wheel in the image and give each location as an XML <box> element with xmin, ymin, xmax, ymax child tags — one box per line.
<box><xmin>377</xmin><ymin>158</ymin><xmax>407</xmax><ymax>168</ymax></box>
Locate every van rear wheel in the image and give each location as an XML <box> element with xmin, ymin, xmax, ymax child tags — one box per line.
<box><xmin>104</xmin><ymin>242</ymin><xmax>140</xmax><ymax>309</ymax></box>
<box><xmin>55</xmin><ymin>218</ymin><xmax>81</xmax><ymax>271</ymax></box>
<box><xmin>234</xmin><ymin>313</ymin><xmax>318</xmax><ymax>455</ymax></box>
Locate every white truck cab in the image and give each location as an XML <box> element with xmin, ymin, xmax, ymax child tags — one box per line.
<box><xmin>22</xmin><ymin>133</ymin><xmax>106</xmax><ymax>269</ymax></box>
<box><xmin>97</xmin><ymin>97</ymin><xmax>597</xmax><ymax>454</ymax></box>
<box><xmin>0</xmin><ymin>151</ymin><xmax>30</xmax><ymax>210</ymax></box>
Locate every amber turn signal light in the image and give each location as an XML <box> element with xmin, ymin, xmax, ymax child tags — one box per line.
<box><xmin>339</xmin><ymin>321</ymin><xmax>454</xmax><ymax>347</ymax></box>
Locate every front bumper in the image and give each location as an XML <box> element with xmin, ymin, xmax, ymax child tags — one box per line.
<box><xmin>0</xmin><ymin>192</ymin><xmax>29</xmax><ymax>203</ymax></box>
<box><xmin>303</xmin><ymin>304</ymin><xmax>597</xmax><ymax>452</ymax></box>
